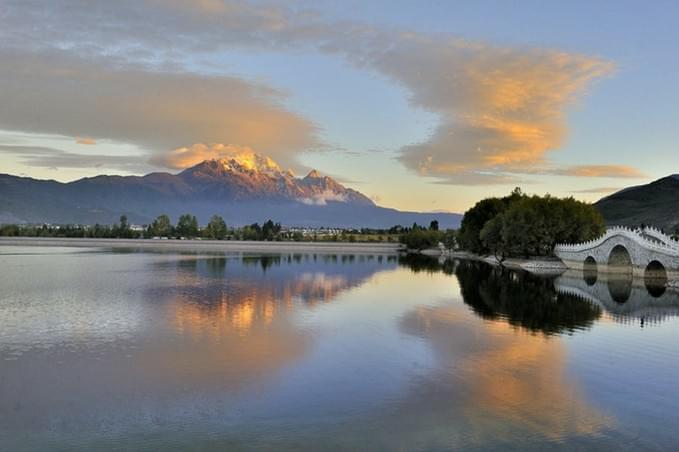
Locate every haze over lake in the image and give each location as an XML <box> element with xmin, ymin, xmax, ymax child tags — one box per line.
<box><xmin>2</xmin><ymin>246</ymin><xmax>679</xmax><ymax>450</ymax></box>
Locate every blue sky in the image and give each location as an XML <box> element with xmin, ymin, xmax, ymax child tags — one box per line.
<box><xmin>1</xmin><ymin>0</ymin><xmax>677</xmax><ymax>211</ymax></box>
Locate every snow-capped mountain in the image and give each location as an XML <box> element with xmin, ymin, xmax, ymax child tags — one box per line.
<box><xmin>178</xmin><ymin>156</ymin><xmax>374</xmax><ymax>206</ymax></box>
<box><xmin>0</xmin><ymin>153</ymin><xmax>462</xmax><ymax>228</ymax></box>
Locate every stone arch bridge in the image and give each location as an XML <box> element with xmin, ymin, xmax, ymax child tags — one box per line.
<box><xmin>554</xmin><ymin>226</ymin><xmax>679</xmax><ymax>279</ymax></box>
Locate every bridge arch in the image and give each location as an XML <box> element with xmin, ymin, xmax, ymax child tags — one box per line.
<box><xmin>644</xmin><ymin>260</ymin><xmax>668</xmax><ymax>297</ymax></box>
<box><xmin>583</xmin><ymin>256</ymin><xmax>598</xmax><ymax>286</ymax></box>
<box><xmin>608</xmin><ymin>244</ymin><xmax>633</xmax><ymax>273</ymax></box>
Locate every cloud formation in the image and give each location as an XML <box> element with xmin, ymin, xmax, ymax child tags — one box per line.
<box><xmin>0</xmin><ymin>0</ymin><xmax>633</xmax><ymax>184</ymax></box>
<box><xmin>0</xmin><ymin>144</ymin><xmax>151</xmax><ymax>173</ymax></box>
<box><xmin>554</xmin><ymin>164</ymin><xmax>644</xmax><ymax>178</ymax></box>
<box><xmin>570</xmin><ymin>187</ymin><xmax>621</xmax><ymax>194</ymax></box>
<box><xmin>0</xmin><ymin>49</ymin><xmax>318</xmax><ymax>171</ymax></box>
<box><xmin>300</xmin><ymin>190</ymin><xmax>348</xmax><ymax>206</ymax></box>
<box><xmin>389</xmin><ymin>43</ymin><xmax>614</xmax><ymax>183</ymax></box>
<box><xmin>153</xmin><ymin>143</ymin><xmax>259</xmax><ymax>170</ymax></box>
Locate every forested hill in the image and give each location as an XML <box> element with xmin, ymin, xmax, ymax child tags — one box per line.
<box><xmin>594</xmin><ymin>175</ymin><xmax>679</xmax><ymax>232</ymax></box>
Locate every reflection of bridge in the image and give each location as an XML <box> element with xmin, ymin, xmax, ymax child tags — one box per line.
<box><xmin>554</xmin><ymin>226</ymin><xmax>679</xmax><ymax>279</ymax></box>
<box><xmin>555</xmin><ymin>271</ymin><xmax>679</xmax><ymax>325</ymax></box>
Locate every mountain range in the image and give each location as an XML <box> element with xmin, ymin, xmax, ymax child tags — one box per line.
<box><xmin>594</xmin><ymin>174</ymin><xmax>679</xmax><ymax>232</ymax></box>
<box><xmin>0</xmin><ymin>152</ymin><xmax>461</xmax><ymax>228</ymax></box>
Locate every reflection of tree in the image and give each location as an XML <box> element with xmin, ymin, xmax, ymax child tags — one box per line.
<box><xmin>242</xmin><ymin>255</ymin><xmax>281</xmax><ymax>272</ymax></box>
<box><xmin>398</xmin><ymin>253</ymin><xmax>455</xmax><ymax>274</ymax></box>
<box><xmin>456</xmin><ymin>261</ymin><xmax>602</xmax><ymax>335</ymax></box>
<box><xmin>400</xmin><ymin>256</ymin><xmax>602</xmax><ymax>335</ymax></box>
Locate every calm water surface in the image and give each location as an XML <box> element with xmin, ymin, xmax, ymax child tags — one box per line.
<box><xmin>1</xmin><ymin>246</ymin><xmax>679</xmax><ymax>451</ymax></box>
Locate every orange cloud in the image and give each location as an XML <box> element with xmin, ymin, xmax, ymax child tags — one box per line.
<box><xmin>0</xmin><ymin>50</ymin><xmax>318</xmax><ymax>171</ymax></box>
<box><xmin>571</xmin><ymin>187</ymin><xmax>621</xmax><ymax>194</ymax></box>
<box><xmin>1</xmin><ymin>1</ymin><xmax>618</xmax><ymax>182</ymax></box>
<box><xmin>75</xmin><ymin>137</ymin><xmax>96</xmax><ymax>145</ymax></box>
<box><xmin>400</xmin><ymin>304</ymin><xmax>612</xmax><ymax>439</ymax></box>
<box><xmin>556</xmin><ymin>165</ymin><xmax>645</xmax><ymax>178</ymax></box>
<box><xmin>393</xmin><ymin>43</ymin><xmax>614</xmax><ymax>183</ymax></box>
<box><xmin>153</xmin><ymin>143</ymin><xmax>268</xmax><ymax>170</ymax></box>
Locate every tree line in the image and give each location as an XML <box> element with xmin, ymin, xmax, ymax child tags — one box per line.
<box><xmin>398</xmin><ymin>220</ymin><xmax>456</xmax><ymax>251</ymax></box>
<box><xmin>0</xmin><ymin>213</ymin><xmax>429</xmax><ymax>243</ymax></box>
<box><xmin>457</xmin><ymin>188</ymin><xmax>605</xmax><ymax>260</ymax></box>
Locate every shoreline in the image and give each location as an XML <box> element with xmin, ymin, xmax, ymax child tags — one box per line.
<box><xmin>439</xmin><ymin>250</ymin><xmax>568</xmax><ymax>275</ymax></box>
<box><xmin>0</xmin><ymin>236</ymin><xmax>402</xmax><ymax>255</ymax></box>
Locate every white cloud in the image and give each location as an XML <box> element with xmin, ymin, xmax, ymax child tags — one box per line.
<box><xmin>300</xmin><ymin>190</ymin><xmax>348</xmax><ymax>206</ymax></box>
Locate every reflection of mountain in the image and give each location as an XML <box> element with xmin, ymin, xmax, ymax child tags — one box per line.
<box><xmin>556</xmin><ymin>270</ymin><xmax>679</xmax><ymax>325</ymax></box>
<box><xmin>399</xmin><ymin>255</ymin><xmax>602</xmax><ymax>335</ymax></box>
<box><xmin>0</xmin><ymin>252</ymin><xmax>398</xmax><ymax>436</ymax></box>
<box><xmin>158</xmin><ymin>254</ymin><xmax>399</xmax><ymax>335</ymax></box>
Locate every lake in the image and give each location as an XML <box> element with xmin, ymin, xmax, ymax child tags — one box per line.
<box><xmin>1</xmin><ymin>245</ymin><xmax>679</xmax><ymax>451</ymax></box>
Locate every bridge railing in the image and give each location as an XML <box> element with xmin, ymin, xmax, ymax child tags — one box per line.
<box><xmin>643</xmin><ymin>226</ymin><xmax>679</xmax><ymax>248</ymax></box>
<box><xmin>554</xmin><ymin>225</ymin><xmax>679</xmax><ymax>256</ymax></box>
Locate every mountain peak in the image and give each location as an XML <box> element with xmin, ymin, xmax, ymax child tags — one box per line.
<box><xmin>176</xmin><ymin>153</ymin><xmax>374</xmax><ymax>207</ymax></box>
<box><xmin>214</xmin><ymin>149</ymin><xmax>282</xmax><ymax>174</ymax></box>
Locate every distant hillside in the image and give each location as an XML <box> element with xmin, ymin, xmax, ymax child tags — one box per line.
<box><xmin>594</xmin><ymin>175</ymin><xmax>679</xmax><ymax>232</ymax></box>
<box><xmin>0</xmin><ymin>153</ymin><xmax>461</xmax><ymax>228</ymax></box>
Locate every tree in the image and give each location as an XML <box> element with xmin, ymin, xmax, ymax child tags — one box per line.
<box><xmin>441</xmin><ymin>229</ymin><xmax>457</xmax><ymax>250</ymax></box>
<box><xmin>261</xmin><ymin>219</ymin><xmax>281</xmax><ymax>241</ymax></box>
<box><xmin>176</xmin><ymin>214</ymin><xmax>199</xmax><ymax>238</ymax></box>
<box><xmin>399</xmin><ymin>229</ymin><xmax>443</xmax><ymax>251</ymax></box>
<box><xmin>457</xmin><ymin>197</ymin><xmax>506</xmax><ymax>254</ymax></box>
<box><xmin>115</xmin><ymin>214</ymin><xmax>130</xmax><ymax>238</ymax></box>
<box><xmin>204</xmin><ymin>215</ymin><xmax>227</xmax><ymax>240</ymax></box>
<box><xmin>480</xmin><ymin>215</ymin><xmax>506</xmax><ymax>261</ymax></box>
<box><xmin>460</xmin><ymin>190</ymin><xmax>605</xmax><ymax>258</ymax></box>
<box><xmin>149</xmin><ymin>214</ymin><xmax>172</xmax><ymax>237</ymax></box>
<box><xmin>429</xmin><ymin>219</ymin><xmax>439</xmax><ymax>231</ymax></box>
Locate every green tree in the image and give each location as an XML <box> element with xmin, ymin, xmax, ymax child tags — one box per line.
<box><xmin>467</xmin><ymin>191</ymin><xmax>605</xmax><ymax>258</ymax></box>
<box><xmin>429</xmin><ymin>219</ymin><xmax>439</xmax><ymax>231</ymax></box>
<box><xmin>457</xmin><ymin>197</ymin><xmax>506</xmax><ymax>254</ymax></box>
<box><xmin>149</xmin><ymin>214</ymin><xmax>172</xmax><ymax>237</ymax></box>
<box><xmin>480</xmin><ymin>215</ymin><xmax>506</xmax><ymax>261</ymax></box>
<box><xmin>441</xmin><ymin>229</ymin><xmax>457</xmax><ymax>250</ymax></box>
<box><xmin>261</xmin><ymin>219</ymin><xmax>281</xmax><ymax>241</ymax></box>
<box><xmin>176</xmin><ymin>214</ymin><xmax>199</xmax><ymax>238</ymax></box>
<box><xmin>399</xmin><ymin>229</ymin><xmax>443</xmax><ymax>251</ymax></box>
<box><xmin>115</xmin><ymin>214</ymin><xmax>130</xmax><ymax>238</ymax></box>
<box><xmin>204</xmin><ymin>215</ymin><xmax>227</xmax><ymax>240</ymax></box>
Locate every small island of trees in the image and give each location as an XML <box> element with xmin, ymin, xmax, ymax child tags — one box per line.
<box><xmin>457</xmin><ymin>188</ymin><xmax>605</xmax><ymax>260</ymax></box>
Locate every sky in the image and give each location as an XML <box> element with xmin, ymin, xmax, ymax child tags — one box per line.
<box><xmin>1</xmin><ymin>0</ymin><xmax>678</xmax><ymax>212</ymax></box>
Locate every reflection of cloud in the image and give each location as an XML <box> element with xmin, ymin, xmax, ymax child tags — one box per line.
<box><xmin>399</xmin><ymin>304</ymin><xmax>612</xmax><ymax>440</ymax></box>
